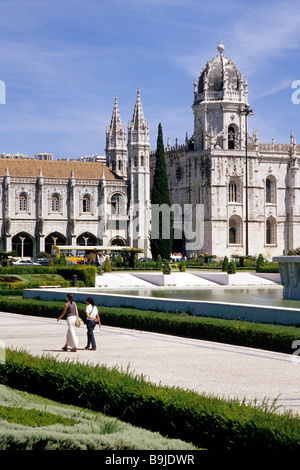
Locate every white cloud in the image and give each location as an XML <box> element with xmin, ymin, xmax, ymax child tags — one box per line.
<box><xmin>251</xmin><ymin>78</ymin><xmax>293</xmax><ymax>101</ymax></box>
<box><xmin>230</xmin><ymin>2</ymin><xmax>300</xmax><ymax>71</ymax></box>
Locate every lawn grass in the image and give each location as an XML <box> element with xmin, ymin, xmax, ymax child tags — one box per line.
<box><xmin>5</xmin><ymin>273</ymin><xmax>65</xmax><ymax>283</ymax></box>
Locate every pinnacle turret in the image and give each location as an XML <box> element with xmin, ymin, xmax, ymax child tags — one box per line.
<box><xmin>130</xmin><ymin>88</ymin><xmax>147</xmax><ymax>130</ymax></box>
<box><xmin>109</xmin><ymin>94</ymin><xmax>124</xmax><ymax>135</ymax></box>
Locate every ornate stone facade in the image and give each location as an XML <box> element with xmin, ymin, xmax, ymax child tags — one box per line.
<box><xmin>163</xmin><ymin>42</ymin><xmax>300</xmax><ymax>259</ymax></box>
<box><xmin>0</xmin><ymin>90</ymin><xmax>151</xmax><ymax>258</ymax></box>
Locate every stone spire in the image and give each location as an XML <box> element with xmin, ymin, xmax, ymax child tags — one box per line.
<box><xmin>109</xmin><ymin>94</ymin><xmax>124</xmax><ymax>135</ymax></box>
<box><xmin>105</xmin><ymin>94</ymin><xmax>127</xmax><ymax>177</ymax></box>
<box><xmin>130</xmin><ymin>88</ymin><xmax>147</xmax><ymax>130</ymax></box>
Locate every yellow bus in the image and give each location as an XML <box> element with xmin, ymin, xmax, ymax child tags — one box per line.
<box><xmin>51</xmin><ymin>245</ymin><xmax>132</xmax><ymax>264</ymax></box>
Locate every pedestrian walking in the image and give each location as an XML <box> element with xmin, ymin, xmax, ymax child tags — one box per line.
<box><xmin>84</xmin><ymin>296</ymin><xmax>101</xmax><ymax>350</ymax></box>
<box><xmin>57</xmin><ymin>293</ymin><xmax>79</xmax><ymax>352</ymax></box>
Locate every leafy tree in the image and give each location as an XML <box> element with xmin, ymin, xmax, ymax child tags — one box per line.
<box><xmin>150</xmin><ymin>123</ymin><xmax>173</xmax><ymax>260</ymax></box>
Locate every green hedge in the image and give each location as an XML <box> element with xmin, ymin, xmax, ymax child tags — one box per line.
<box><xmin>55</xmin><ymin>266</ymin><xmax>96</xmax><ymax>287</ymax></box>
<box><xmin>1</xmin><ymin>349</ymin><xmax>299</xmax><ymax>451</ymax></box>
<box><xmin>0</xmin><ymin>297</ymin><xmax>298</xmax><ymax>354</ymax></box>
<box><xmin>0</xmin><ymin>266</ymin><xmax>96</xmax><ymax>286</ymax></box>
<box><xmin>256</xmin><ymin>263</ymin><xmax>280</xmax><ymax>273</ymax></box>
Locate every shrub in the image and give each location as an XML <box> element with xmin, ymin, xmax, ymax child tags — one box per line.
<box><xmin>256</xmin><ymin>263</ymin><xmax>279</xmax><ymax>273</ymax></box>
<box><xmin>256</xmin><ymin>254</ymin><xmax>265</xmax><ymax>272</ymax></box>
<box><xmin>222</xmin><ymin>256</ymin><xmax>229</xmax><ymax>272</ymax></box>
<box><xmin>35</xmin><ymin>252</ymin><xmax>51</xmax><ymax>259</ymax></box>
<box><xmin>179</xmin><ymin>261</ymin><xmax>186</xmax><ymax>272</ymax></box>
<box><xmin>55</xmin><ymin>266</ymin><xmax>96</xmax><ymax>287</ymax></box>
<box><xmin>156</xmin><ymin>255</ymin><xmax>162</xmax><ymax>269</ymax></box>
<box><xmin>1</xmin><ymin>349</ymin><xmax>299</xmax><ymax>451</ymax></box>
<box><xmin>287</xmin><ymin>247</ymin><xmax>300</xmax><ymax>255</ymax></box>
<box><xmin>104</xmin><ymin>256</ymin><xmax>111</xmax><ymax>273</ymax></box>
<box><xmin>227</xmin><ymin>261</ymin><xmax>236</xmax><ymax>274</ymax></box>
<box><xmin>56</xmin><ymin>252</ymin><xmax>67</xmax><ymax>266</ymax></box>
<box><xmin>162</xmin><ymin>261</ymin><xmax>171</xmax><ymax>274</ymax></box>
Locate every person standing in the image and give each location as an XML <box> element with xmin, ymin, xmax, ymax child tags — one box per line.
<box><xmin>85</xmin><ymin>296</ymin><xmax>101</xmax><ymax>350</ymax></box>
<box><xmin>57</xmin><ymin>293</ymin><xmax>79</xmax><ymax>352</ymax></box>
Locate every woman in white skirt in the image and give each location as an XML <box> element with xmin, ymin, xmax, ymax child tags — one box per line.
<box><xmin>57</xmin><ymin>293</ymin><xmax>79</xmax><ymax>352</ymax></box>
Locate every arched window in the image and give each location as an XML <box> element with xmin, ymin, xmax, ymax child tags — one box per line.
<box><xmin>111</xmin><ymin>236</ymin><xmax>126</xmax><ymax>246</ymax></box>
<box><xmin>229</xmin><ymin>216</ymin><xmax>242</xmax><ymax>245</ymax></box>
<box><xmin>77</xmin><ymin>232</ymin><xmax>97</xmax><ymax>246</ymax></box>
<box><xmin>19</xmin><ymin>192</ymin><xmax>27</xmax><ymax>211</ymax></box>
<box><xmin>45</xmin><ymin>232</ymin><xmax>66</xmax><ymax>255</ymax></box>
<box><xmin>199</xmin><ymin>128</ymin><xmax>204</xmax><ymax>150</ymax></box>
<box><xmin>228</xmin><ymin>178</ymin><xmax>241</xmax><ymax>203</ymax></box>
<box><xmin>111</xmin><ymin>193</ymin><xmax>122</xmax><ymax>216</ymax></box>
<box><xmin>228</xmin><ymin>125</ymin><xmax>235</xmax><ymax>149</ymax></box>
<box><xmin>229</xmin><ymin>226</ymin><xmax>236</xmax><ymax>244</ymax></box>
<box><xmin>51</xmin><ymin>194</ymin><xmax>60</xmax><ymax>212</ymax></box>
<box><xmin>266</xmin><ymin>217</ymin><xmax>276</xmax><ymax>245</ymax></box>
<box><xmin>82</xmin><ymin>194</ymin><xmax>91</xmax><ymax>213</ymax></box>
<box><xmin>266</xmin><ymin>176</ymin><xmax>276</xmax><ymax>204</ymax></box>
<box><xmin>12</xmin><ymin>232</ymin><xmax>33</xmax><ymax>257</ymax></box>
<box><xmin>229</xmin><ymin>181</ymin><xmax>237</xmax><ymax>202</ymax></box>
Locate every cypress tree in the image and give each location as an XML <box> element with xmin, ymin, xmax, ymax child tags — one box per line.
<box><xmin>150</xmin><ymin>123</ymin><xmax>173</xmax><ymax>260</ymax></box>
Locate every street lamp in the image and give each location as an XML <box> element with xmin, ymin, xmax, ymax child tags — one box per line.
<box><xmin>241</xmin><ymin>105</ymin><xmax>254</xmax><ymax>256</ymax></box>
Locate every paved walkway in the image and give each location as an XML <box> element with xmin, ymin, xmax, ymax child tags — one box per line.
<box><xmin>0</xmin><ymin>311</ymin><xmax>299</xmax><ymax>415</ymax></box>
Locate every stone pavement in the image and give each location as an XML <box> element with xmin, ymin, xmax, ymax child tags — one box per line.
<box><xmin>1</xmin><ymin>310</ymin><xmax>299</xmax><ymax>415</ymax></box>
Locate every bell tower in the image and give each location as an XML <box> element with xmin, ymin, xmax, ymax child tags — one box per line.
<box><xmin>127</xmin><ymin>88</ymin><xmax>151</xmax><ymax>257</ymax></box>
<box><xmin>192</xmin><ymin>41</ymin><xmax>249</xmax><ymax>151</ymax></box>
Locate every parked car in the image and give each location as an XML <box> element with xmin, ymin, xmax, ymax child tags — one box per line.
<box><xmin>33</xmin><ymin>258</ymin><xmax>51</xmax><ymax>266</ymax></box>
<box><xmin>12</xmin><ymin>259</ymin><xmax>41</xmax><ymax>266</ymax></box>
<box><xmin>53</xmin><ymin>258</ymin><xmax>77</xmax><ymax>265</ymax></box>
<box><xmin>138</xmin><ymin>258</ymin><xmax>153</xmax><ymax>263</ymax></box>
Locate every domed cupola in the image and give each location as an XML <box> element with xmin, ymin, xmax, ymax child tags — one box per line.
<box><xmin>194</xmin><ymin>41</ymin><xmax>246</xmax><ymax>104</ymax></box>
<box><xmin>192</xmin><ymin>41</ymin><xmax>249</xmax><ymax>151</ymax></box>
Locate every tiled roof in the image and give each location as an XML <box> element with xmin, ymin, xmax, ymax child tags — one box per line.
<box><xmin>0</xmin><ymin>159</ymin><xmax>117</xmax><ymax>180</ymax></box>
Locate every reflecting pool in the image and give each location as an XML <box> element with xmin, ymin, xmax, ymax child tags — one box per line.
<box><xmin>93</xmin><ymin>286</ymin><xmax>300</xmax><ymax>310</ymax></box>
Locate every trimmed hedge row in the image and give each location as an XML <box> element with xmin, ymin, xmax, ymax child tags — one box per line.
<box><xmin>0</xmin><ymin>296</ymin><xmax>298</xmax><ymax>354</ymax></box>
<box><xmin>256</xmin><ymin>264</ymin><xmax>280</xmax><ymax>273</ymax></box>
<box><xmin>0</xmin><ymin>266</ymin><xmax>96</xmax><ymax>286</ymax></box>
<box><xmin>1</xmin><ymin>349</ymin><xmax>299</xmax><ymax>451</ymax></box>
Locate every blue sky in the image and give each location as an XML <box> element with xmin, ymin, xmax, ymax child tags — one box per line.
<box><xmin>0</xmin><ymin>0</ymin><xmax>300</xmax><ymax>158</ymax></box>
